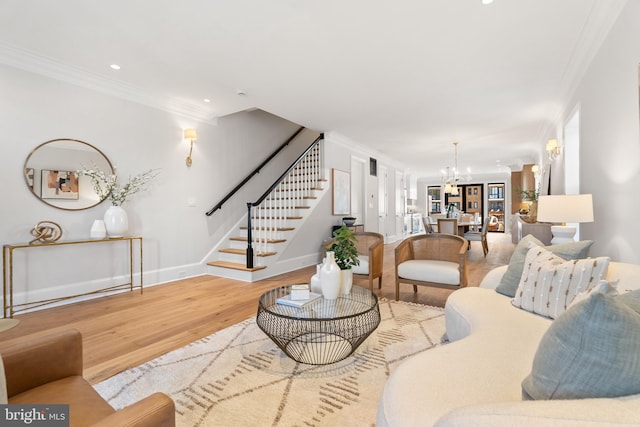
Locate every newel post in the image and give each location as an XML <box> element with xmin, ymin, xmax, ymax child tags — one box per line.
<box><xmin>246</xmin><ymin>203</ymin><xmax>254</xmax><ymax>268</ymax></box>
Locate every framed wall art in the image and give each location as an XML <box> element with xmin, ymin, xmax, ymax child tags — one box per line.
<box><xmin>332</xmin><ymin>168</ymin><xmax>350</xmax><ymax>215</ymax></box>
<box><xmin>41</xmin><ymin>169</ymin><xmax>79</xmax><ymax>200</ymax></box>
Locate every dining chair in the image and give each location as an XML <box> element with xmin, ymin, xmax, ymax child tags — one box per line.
<box><xmin>437</xmin><ymin>218</ymin><xmax>458</xmax><ymax>235</ymax></box>
<box><xmin>421</xmin><ymin>216</ymin><xmax>434</xmax><ymax>234</ymax></box>
<box><xmin>464</xmin><ymin>217</ymin><xmax>491</xmax><ymax>256</ymax></box>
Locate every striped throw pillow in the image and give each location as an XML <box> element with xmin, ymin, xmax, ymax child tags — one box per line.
<box><xmin>512</xmin><ymin>246</ymin><xmax>610</xmax><ymax>319</ymax></box>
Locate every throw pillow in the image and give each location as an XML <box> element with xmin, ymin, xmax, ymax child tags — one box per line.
<box><xmin>495</xmin><ymin>235</ymin><xmax>594</xmax><ymax>297</ymax></box>
<box><xmin>569</xmin><ymin>278</ymin><xmax>619</xmax><ymax>308</ymax></box>
<box><xmin>512</xmin><ymin>246</ymin><xmax>609</xmax><ymax>319</ymax></box>
<box><xmin>522</xmin><ymin>290</ymin><xmax>640</xmax><ymax>400</ymax></box>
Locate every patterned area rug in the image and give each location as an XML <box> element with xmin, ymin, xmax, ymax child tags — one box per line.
<box><xmin>94</xmin><ymin>299</ymin><xmax>446</xmax><ymax>426</ymax></box>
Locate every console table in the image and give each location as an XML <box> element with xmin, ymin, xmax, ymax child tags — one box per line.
<box><xmin>2</xmin><ymin>236</ymin><xmax>143</xmax><ymax>318</ymax></box>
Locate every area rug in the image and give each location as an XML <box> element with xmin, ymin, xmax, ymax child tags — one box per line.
<box><xmin>94</xmin><ymin>299</ymin><xmax>446</xmax><ymax>427</ymax></box>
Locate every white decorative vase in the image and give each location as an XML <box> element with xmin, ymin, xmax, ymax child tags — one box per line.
<box><xmin>340</xmin><ymin>269</ymin><xmax>353</xmax><ymax>295</ymax></box>
<box><xmin>321</xmin><ymin>251</ymin><xmax>341</xmax><ymax>300</ymax></box>
<box><xmin>90</xmin><ymin>219</ymin><xmax>107</xmax><ymax>239</ymax></box>
<box><xmin>310</xmin><ymin>264</ymin><xmax>323</xmax><ymax>294</ymax></box>
<box><xmin>104</xmin><ymin>205</ymin><xmax>128</xmax><ymax>238</ymax></box>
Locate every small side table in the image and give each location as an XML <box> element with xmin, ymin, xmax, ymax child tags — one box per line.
<box><xmin>256</xmin><ymin>285</ymin><xmax>380</xmax><ymax>365</ymax></box>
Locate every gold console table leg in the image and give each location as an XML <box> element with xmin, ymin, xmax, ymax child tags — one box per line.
<box><xmin>3</xmin><ymin>236</ymin><xmax>144</xmax><ymax>318</ymax></box>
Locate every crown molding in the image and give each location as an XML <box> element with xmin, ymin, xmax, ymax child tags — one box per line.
<box><xmin>0</xmin><ymin>41</ymin><xmax>218</xmax><ymax>125</ymax></box>
<box><xmin>325</xmin><ymin>131</ymin><xmax>406</xmax><ymax>171</ymax></box>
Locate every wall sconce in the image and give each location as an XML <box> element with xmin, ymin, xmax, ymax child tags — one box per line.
<box><xmin>546</xmin><ymin>139</ymin><xmax>561</xmax><ymax>161</ymax></box>
<box><xmin>184</xmin><ymin>128</ymin><xmax>197</xmax><ymax>167</ymax></box>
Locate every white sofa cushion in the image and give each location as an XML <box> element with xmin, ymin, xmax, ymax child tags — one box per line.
<box><xmin>434</xmin><ymin>396</ymin><xmax>640</xmax><ymax>427</ymax></box>
<box><xmin>352</xmin><ymin>255</ymin><xmax>369</xmax><ymax>275</ymax></box>
<box><xmin>377</xmin><ymin>262</ymin><xmax>640</xmax><ymax>427</ymax></box>
<box><xmin>398</xmin><ymin>260</ymin><xmax>460</xmax><ymax>285</ymax></box>
<box><xmin>378</xmin><ymin>287</ymin><xmax>551</xmax><ymax>427</ymax></box>
<box><xmin>0</xmin><ymin>356</ymin><xmax>6</xmax><ymax>404</ymax></box>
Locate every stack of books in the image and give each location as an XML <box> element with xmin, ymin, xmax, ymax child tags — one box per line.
<box><xmin>276</xmin><ymin>289</ymin><xmax>322</xmax><ymax>308</ymax></box>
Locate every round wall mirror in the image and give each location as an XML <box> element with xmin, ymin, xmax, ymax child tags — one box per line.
<box><xmin>24</xmin><ymin>138</ymin><xmax>114</xmax><ymax>210</ymax></box>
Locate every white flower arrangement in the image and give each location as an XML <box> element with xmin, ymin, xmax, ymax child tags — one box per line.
<box><xmin>79</xmin><ymin>167</ymin><xmax>159</xmax><ymax>206</ymax></box>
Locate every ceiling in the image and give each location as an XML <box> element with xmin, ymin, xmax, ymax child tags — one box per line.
<box><xmin>0</xmin><ymin>0</ymin><xmax>625</xmax><ymax>180</ymax></box>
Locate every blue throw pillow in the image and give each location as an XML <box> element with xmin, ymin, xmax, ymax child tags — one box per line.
<box><xmin>522</xmin><ymin>290</ymin><xmax>640</xmax><ymax>400</ymax></box>
<box><xmin>495</xmin><ymin>235</ymin><xmax>593</xmax><ymax>297</ymax></box>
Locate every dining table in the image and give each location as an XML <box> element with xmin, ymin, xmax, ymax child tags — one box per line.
<box><xmin>432</xmin><ymin>218</ymin><xmax>481</xmax><ymax>236</ymax></box>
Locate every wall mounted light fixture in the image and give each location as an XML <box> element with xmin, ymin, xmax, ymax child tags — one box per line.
<box><xmin>546</xmin><ymin>139</ymin><xmax>561</xmax><ymax>161</ymax></box>
<box><xmin>184</xmin><ymin>129</ymin><xmax>197</xmax><ymax>167</ymax></box>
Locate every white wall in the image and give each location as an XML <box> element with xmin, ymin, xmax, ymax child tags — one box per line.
<box><xmin>323</xmin><ymin>132</ymin><xmax>405</xmax><ymax>242</ymax></box>
<box><xmin>559</xmin><ymin>0</ymin><xmax>640</xmax><ymax>262</ymax></box>
<box><xmin>0</xmin><ymin>64</ymin><xmax>305</xmax><ymax>308</ymax></box>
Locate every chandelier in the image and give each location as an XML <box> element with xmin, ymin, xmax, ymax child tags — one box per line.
<box><xmin>443</xmin><ymin>142</ymin><xmax>462</xmax><ymax>195</ymax></box>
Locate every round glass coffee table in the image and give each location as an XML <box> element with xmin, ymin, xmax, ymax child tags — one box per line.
<box><xmin>256</xmin><ymin>285</ymin><xmax>380</xmax><ymax>365</ymax></box>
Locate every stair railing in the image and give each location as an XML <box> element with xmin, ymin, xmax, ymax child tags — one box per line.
<box><xmin>205</xmin><ymin>126</ymin><xmax>305</xmax><ymax>216</ymax></box>
<box><xmin>246</xmin><ymin>134</ymin><xmax>324</xmax><ymax>268</ymax></box>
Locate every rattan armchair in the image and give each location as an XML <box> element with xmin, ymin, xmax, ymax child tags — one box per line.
<box><xmin>324</xmin><ymin>231</ymin><xmax>384</xmax><ymax>290</ymax></box>
<box><xmin>394</xmin><ymin>233</ymin><xmax>468</xmax><ymax>300</ymax></box>
<box><xmin>351</xmin><ymin>232</ymin><xmax>384</xmax><ymax>290</ymax></box>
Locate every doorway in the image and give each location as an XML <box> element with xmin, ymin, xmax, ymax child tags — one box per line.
<box><xmin>564</xmin><ymin>108</ymin><xmax>581</xmax><ymax>239</ymax></box>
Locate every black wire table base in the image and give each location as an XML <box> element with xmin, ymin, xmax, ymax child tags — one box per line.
<box><xmin>256</xmin><ymin>285</ymin><xmax>381</xmax><ymax>365</ymax></box>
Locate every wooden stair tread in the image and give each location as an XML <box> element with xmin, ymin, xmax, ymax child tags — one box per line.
<box><xmin>229</xmin><ymin>237</ymin><xmax>286</xmax><ymax>244</ymax></box>
<box><xmin>240</xmin><ymin>226</ymin><xmax>295</xmax><ymax>231</ymax></box>
<box><xmin>271</xmin><ymin>196</ymin><xmax>317</xmax><ymax>200</ymax></box>
<box><xmin>219</xmin><ymin>248</ymin><xmax>276</xmax><ymax>257</ymax></box>
<box><xmin>251</xmin><ymin>216</ymin><xmax>302</xmax><ymax>220</ymax></box>
<box><xmin>259</xmin><ymin>205</ymin><xmax>310</xmax><ymax>209</ymax></box>
<box><xmin>275</xmin><ymin>187</ymin><xmax>323</xmax><ymax>192</ymax></box>
<box><xmin>207</xmin><ymin>261</ymin><xmax>266</xmax><ymax>272</ymax></box>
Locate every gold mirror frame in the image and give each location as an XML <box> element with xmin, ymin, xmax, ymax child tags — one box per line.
<box><xmin>24</xmin><ymin>138</ymin><xmax>114</xmax><ymax>211</ymax></box>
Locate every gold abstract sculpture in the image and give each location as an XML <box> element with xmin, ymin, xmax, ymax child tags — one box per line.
<box><xmin>29</xmin><ymin>221</ymin><xmax>63</xmax><ymax>244</ymax></box>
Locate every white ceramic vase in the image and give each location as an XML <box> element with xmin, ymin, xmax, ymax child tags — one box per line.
<box><xmin>340</xmin><ymin>269</ymin><xmax>353</xmax><ymax>295</ymax></box>
<box><xmin>321</xmin><ymin>251</ymin><xmax>341</xmax><ymax>299</ymax></box>
<box><xmin>104</xmin><ymin>205</ymin><xmax>128</xmax><ymax>238</ymax></box>
<box><xmin>310</xmin><ymin>263</ymin><xmax>323</xmax><ymax>294</ymax></box>
<box><xmin>90</xmin><ymin>219</ymin><xmax>107</xmax><ymax>239</ymax></box>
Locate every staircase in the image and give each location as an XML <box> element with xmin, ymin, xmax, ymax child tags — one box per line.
<box><xmin>206</xmin><ymin>137</ymin><xmax>326</xmax><ymax>281</ymax></box>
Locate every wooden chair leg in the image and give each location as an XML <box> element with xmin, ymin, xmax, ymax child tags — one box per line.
<box><xmin>378</xmin><ymin>276</ymin><xmax>382</xmax><ymax>289</ymax></box>
<box><xmin>413</xmin><ymin>285</ymin><xmax>418</xmax><ymax>293</ymax></box>
<box><xmin>369</xmin><ymin>276</ymin><xmax>374</xmax><ymax>291</ymax></box>
<box><xmin>395</xmin><ymin>278</ymin><xmax>400</xmax><ymax>301</ymax></box>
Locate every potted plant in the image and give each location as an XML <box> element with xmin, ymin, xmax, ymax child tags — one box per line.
<box><xmin>79</xmin><ymin>166</ymin><xmax>159</xmax><ymax>237</ymax></box>
<box><xmin>328</xmin><ymin>225</ymin><xmax>360</xmax><ymax>294</ymax></box>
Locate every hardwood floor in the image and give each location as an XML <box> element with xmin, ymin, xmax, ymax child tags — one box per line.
<box><xmin>0</xmin><ymin>232</ymin><xmax>514</xmax><ymax>384</ymax></box>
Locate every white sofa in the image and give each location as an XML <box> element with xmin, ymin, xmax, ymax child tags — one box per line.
<box><xmin>377</xmin><ymin>262</ymin><xmax>640</xmax><ymax>427</ymax></box>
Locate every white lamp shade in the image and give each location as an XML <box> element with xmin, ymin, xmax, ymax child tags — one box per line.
<box><xmin>537</xmin><ymin>194</ymin><xmax>594</xmax><ymax>224</ymax></box>
<box><xmin>183</xmin><ymin>128</ymin><xmax>197</xmax><ymax>141</ymax></box>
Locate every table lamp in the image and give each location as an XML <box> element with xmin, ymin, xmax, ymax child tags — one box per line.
<box><xmin>536</xmin><ymin>194</ymin><xmax>594</xmax><ymax>244</ymax></box>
